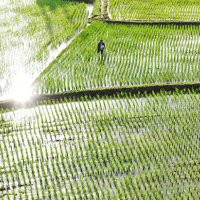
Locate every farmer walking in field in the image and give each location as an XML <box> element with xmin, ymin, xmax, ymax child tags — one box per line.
<box><xmin>97</xmin><ymin>39</ymin><xmax>105</xmax><ymax>54</ymax></box>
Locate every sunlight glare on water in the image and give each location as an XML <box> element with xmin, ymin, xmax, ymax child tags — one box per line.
<box><xmin>10</xmin><ymin>71</ymin><xmax>33</xmax><ymax>102</ymax></box>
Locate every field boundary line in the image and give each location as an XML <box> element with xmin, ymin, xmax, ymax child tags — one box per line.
<box><xmin>98</xmin><ymin>19</ymin><xmax>200</xmax><ymax>25</ymax></box>
<box><xmin>0</xmin><ymin>81</ymin><xmax>200</xmax><ymax>110</ymax></box>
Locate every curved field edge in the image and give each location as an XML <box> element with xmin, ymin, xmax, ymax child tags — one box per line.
<box><xmin>1</xmin><ymin>82</ymin><xmax>200</xmax><ymax>110</ymax></box>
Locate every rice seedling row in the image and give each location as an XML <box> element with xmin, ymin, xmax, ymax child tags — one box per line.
<box><xmin>108</xmin><ymin>0</ymin><xmax>200</xmax><ymax>21</ymax></box>
<box><xmin>0</xmin><ymin>89</ymin><xmax>200</xmax><ymax>199</ymax></box>
<box><xmin>32</xmin><ymin>22</ymin><xmax>200</xmax><ymax>95</ymax></box>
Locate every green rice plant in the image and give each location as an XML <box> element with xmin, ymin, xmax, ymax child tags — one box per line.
<box><xmin>1</xmin><ymin>88</ymin><xmax>200</xmax><ymax>198</ymax></box>
<box><xmin>33</xmin><ymin>22</ymin><xmax>200</xmax><ymax>95</ymax></box>
<box><xmin>107</xmin><ymin>0</ymin><xmax>199</xmax><ymax>21</ymax></box>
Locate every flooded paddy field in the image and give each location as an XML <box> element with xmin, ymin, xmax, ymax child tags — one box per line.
<box><xmin>1</xmin><ymin>0</ymin><xmax>200</xmax><ymax>199</ymax></box>
<box><xmin>32</xmin><ymin>22</ymin><xmax>200</xmax><ymax>95</ymax></box>
<box><xmin>0</xmin><ymin>0</ymin><xmax>92</xmax><ymax>101</ymax></box>
<box><xmin>108</xmin><ymin>0</ymin><xmax>200</xmax><ymax>21</ymax></box>
<box><xmin>0</xmin><ymin>90</ymin><xmax>200</xmax><ymax>199</ymax></box>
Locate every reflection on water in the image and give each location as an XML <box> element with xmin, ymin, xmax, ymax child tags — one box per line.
<box><xmin>0</xmin><ymin>4</ymin><xmax>95</xmax><ymax>102</ymax></box>
<box><xmin>8</xmin><ymin>71</ymin><xmax>33</xmax><ymax>102</ymax></box>
<box><xmin>86</xmin><ymin>4</ymin><xmax>94</xmax><ymax>19</ymax></box>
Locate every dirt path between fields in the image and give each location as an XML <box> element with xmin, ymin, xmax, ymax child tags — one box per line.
<box><xmin>0</xmin><ymin>82</ymin><xmax>200</xmax><ymax>110</ymax></box>
<box><xmin>99</xmin><ymin>19</ymin><xmax>200</xmax><ymax>25</ymax></box>
<box><xmin>102</xmin><ymin>0</ymin><xmax>109</xmax><ymax>19</ymax></box>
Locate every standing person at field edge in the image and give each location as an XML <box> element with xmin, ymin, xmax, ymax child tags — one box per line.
<box><xmin>97</xmin><ymin>39</ymin><xmax>105</xmax><ymax>54</ymax></box>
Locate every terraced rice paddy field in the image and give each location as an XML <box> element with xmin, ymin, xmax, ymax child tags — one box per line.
<box><xmin>108</xmin><ymin>0</ymin><xmax>200</xmax><ymax>21</ymax></box>
<box><xmin>0</xmin><ymin>0</ymin><xmax>200</xmax><ymax>199</ymax></box>
<box><xmin>0</xmin><ymin>89</ymin><xmax>200</xmax><ymax>199</ymax></box>
<box><xmin>32</xmin><ymin>22</ymin><xmax>200</xmax><ymax>94</ymax></box>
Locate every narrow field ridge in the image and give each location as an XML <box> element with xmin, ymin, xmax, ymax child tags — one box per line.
<box><xmin>100</xmin><ymin>19</ymin><xmax>200</xmax><ymax>25</ymax></box>
<box><xmin>1</xmin><ymin>81</ymin><xmax>200</xmax><ymax>110</ymax></box>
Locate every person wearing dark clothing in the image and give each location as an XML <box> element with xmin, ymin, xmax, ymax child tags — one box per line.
<box><xmin>97</xmin><ymin>39</ymin><xmax>105</xmax><ymax>54</ymax></box>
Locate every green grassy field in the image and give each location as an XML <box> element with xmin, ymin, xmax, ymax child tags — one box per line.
<box><xmin>108</xmin><ymin>0</ymin><xmax>200</xmax><ymax>21</ymax></box>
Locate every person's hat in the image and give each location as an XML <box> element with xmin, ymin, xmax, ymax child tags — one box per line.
<box><xmin>100</xmin><ymin>39</ymin><xmax>103</xmax><ymax>41</ymax></box>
